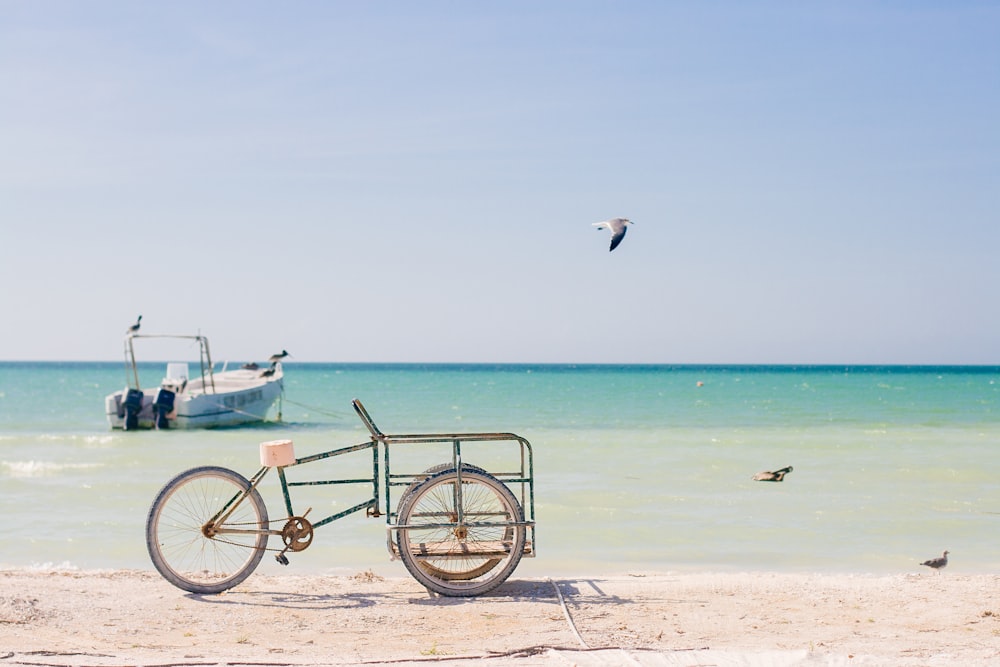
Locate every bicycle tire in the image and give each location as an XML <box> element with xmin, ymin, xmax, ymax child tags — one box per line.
<box><xmin>396</xmin><ymin>468</ymin><xmax>525</xmax><ymax>597</ymax></box>
<box><xmin>396</xmin><ymin>463</ymin><xmax>500</xmax><ymax>581</ymax></box>
<box><xmin>146</xmin><ymin>466</ymin><xmax>269</xmax><ymax>594</ymax></box>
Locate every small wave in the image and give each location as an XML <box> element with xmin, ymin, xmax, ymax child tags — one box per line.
<box><xmin>0</xmin><ymin>433</ymin><xmax>120</xmax><ymax>446</ymax></box>
<box><xmin>37</xmin><ymin>433</ymin><xmax>105</xmax><ymax>442</ymax></box>
<box><xmin>82</xmin><ymin>434</ymin><xmax>116</xmax><ymax>447</ymax></box>
<box><xmin>1</xmin><ymin>460</ymin><xmax>103</xmax><ymax>478</ymax></box>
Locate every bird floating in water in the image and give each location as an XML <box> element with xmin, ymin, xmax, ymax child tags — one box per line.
<box><xmin>268</xmin><ymin>350</ymin><xmax>289</xmax><ymax>364</ymax></box>
<box><xmin>592</xmin><ymin>218</ymin><xmax>633</xmax><ymax>252</ymax></box>
<box><xmin>920</xmin><ymin>550</ymin><xmax>949</xmax><ymax>572</ymax></box>
<box><xmin>752</xmin><ymin>466</ymin><xmax>793</xmax><ymax>482</ymax></box>
<box><xmin>127</xmin><ymin>315</ymin><xmax>142</xmax><ymax>335</ymax></box>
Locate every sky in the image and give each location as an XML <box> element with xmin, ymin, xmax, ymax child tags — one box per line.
<box><xmin>2</xmin><ymin>1</ymin><xmax>998</xmax><ymax>364</ymax></box>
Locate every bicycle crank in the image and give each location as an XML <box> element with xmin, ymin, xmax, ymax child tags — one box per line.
<box><xmin>275</xmin><ymin>508</ymin><xmax>313</xmax><ymax>565</ymax></box>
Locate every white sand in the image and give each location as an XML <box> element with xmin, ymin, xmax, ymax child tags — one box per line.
<box><xmin>2</xmin><ymin>568</ymin><xmax>998</xmax><ymax>666</ymax></box>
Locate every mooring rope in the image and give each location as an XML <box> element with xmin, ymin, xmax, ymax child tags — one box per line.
<box><xmin>280</xmin><ymin>397</ymin><xmax>350</xmax><ymax>420</ymax></box>
<box><xmin>194</xmin><ymin>394</ymin><xmax>347</xmax><ymax>423</ymax></box>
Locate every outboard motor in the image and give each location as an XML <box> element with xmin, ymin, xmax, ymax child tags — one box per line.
<box><xmin>153</xmin><ymin>388</ymin><xmax>176</xmax><ymax>430</ymax></box>
<box><xmin>122</xmin><ymin>388</ymin><xmax>144</xmax><ymax>431</ymax></box>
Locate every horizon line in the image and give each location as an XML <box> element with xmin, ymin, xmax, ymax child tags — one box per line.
<box><xmin>2</xmin><ymin>359</ymin><xmax>999</xmax><ymax>369</ymax></box>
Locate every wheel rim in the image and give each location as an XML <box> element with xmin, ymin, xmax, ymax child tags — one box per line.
<box><xmin>151</xmin><ymin>471</ymin><xmax>267</xmax><ymax>590</ymax></box>
<box><xmin>398</xmin><ymin>470</ymin><xmax>524</xmax><ymax>594</ymax></box>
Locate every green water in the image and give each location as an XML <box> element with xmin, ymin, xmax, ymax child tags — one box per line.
<box><xmin>1</xmin><ymin>363</ymin><xmax>998</xmax><ymax>576</ymax></box>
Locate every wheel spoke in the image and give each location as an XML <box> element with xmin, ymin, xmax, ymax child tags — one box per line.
<box><xmin>397</xmin><ymin>468</ymin><xmax>524</xmax><ymax>596</ymax></box>
<box><xmin>147</xmin><ymin>467</ymin><xmax>268</xmax><ymax>594</ymax></box>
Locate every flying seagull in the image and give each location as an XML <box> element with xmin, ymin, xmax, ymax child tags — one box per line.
<box><xmin>593</xmin><ymin>218</ymin><xmax>633</xmax><ymax>252</ymax></box>
<box><xmin>127</xmin><ymin>315</ymin><xmax>142</xmax><ymax>335</ymax></box>
<box><xmin>269</xmin><ymin>350</ymin><xmax>290</xmax><ymax>364</ymax></box>
<box><xmin>752</xmin><ymin>466</ymin><xmax>793</xmax><ymax>482</ymax></box>
<box><xmin>920</xmin><ymin>550</ymin><xmax>949</xmax><ymax>572</ymax></box>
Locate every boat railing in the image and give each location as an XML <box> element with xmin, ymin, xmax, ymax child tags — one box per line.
<box><xmin>123</xmin><ymin>333</ymin><xmax>216</xmax><ymax>394</ymax></box>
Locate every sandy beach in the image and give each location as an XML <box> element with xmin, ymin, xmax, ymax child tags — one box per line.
<box><xmin>2</xmin><ymin>568</ymin><xmax>998</xmax><ymax>666</ymax></box>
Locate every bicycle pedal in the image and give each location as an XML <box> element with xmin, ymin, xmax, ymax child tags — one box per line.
<box><xmin>275</xmin><ymin>553</ymin><xmax>289</xmax><ymax>566</ymax></box>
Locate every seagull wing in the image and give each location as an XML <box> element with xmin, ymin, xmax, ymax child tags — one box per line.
<box><xmin>921</xmin><ymin>554</ymin><xmax>946</xmax><ymax>567</ymax></box>
<box><xmin>593</xmin><ymin>219</ymin><xmax>630</xmax><ymax>251</ymax></box>
<box><xmin>608</xmin><ymin>225</ymin><xmax>627</xmax><ymax>251</ymax></box>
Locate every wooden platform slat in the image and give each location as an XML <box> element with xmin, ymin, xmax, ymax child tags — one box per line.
<box><xmin>393</xmin><ymin>541</ymin><xmax>533</xmax><ymax>558</ymax></box>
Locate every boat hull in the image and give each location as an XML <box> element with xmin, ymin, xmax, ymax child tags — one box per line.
<box><xmin>106</xmin><ymin>369</ymin><xmax>283</xmax><ymax>430</ymax></box>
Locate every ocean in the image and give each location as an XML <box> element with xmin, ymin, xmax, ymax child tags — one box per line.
<box><xmin>1</xmin><ymin>362</ymin><xmax>998</xmax><ymax>578</ymax></box>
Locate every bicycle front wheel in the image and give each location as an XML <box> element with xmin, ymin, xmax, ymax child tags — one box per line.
<box><xmin>397</xmin><ymin>469</ymin><xmax>525</xmax><ymax>597</ymax></box>
<box><xmin>146</xmin><ymin>466</ymin><xmax>269</xmax><ymax>594</ymax></box>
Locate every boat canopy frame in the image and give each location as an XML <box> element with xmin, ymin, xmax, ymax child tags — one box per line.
<box><xmin>123</xmin><ymin>333</ymin><xmax>217</xmax><ymax>394</ymax></box>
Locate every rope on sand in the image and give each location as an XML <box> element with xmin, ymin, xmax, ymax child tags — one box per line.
<box><xmin>549</xmin><ymin>577</ymin><xmax>589</xmax><ymax>649</ymax></box>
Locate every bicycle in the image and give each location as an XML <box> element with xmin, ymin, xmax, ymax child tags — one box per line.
<box><xmin>145</xmin><ymin>399</ymin><xmax>536</xmax><ymax>597</ymax></box>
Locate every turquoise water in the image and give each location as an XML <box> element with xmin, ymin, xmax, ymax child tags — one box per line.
<box><xmin>1</xmin><ymin>362</ymin><xmax>998</xmax><ymax>577</ymax></box>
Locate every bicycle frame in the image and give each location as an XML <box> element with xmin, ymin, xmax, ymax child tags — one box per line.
<box><xmin>210</xmin><ymin>399</ymin><xmax>536</xmax><ymax>560</ymax></box>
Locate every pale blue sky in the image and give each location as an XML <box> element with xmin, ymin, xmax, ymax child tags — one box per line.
<box><xmin>2</xmin><ymin>2</ymin><xmax>998</xmax><ymax>364</ymax></box>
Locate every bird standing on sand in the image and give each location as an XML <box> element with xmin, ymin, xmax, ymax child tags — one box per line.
<box><xmin>752</xmin><ymin>466</ymin><xmax>793</xmax><ymax>482</ymax></box>
<box><xmin>920</xmin><ymin>550</ymin><xmax>949</xmax><ymax>572</ymax></box>
<box><xmin>127</xmin><ymin>315</ymin><xmax>142</xmax><ymax>335</ymax></box>
<box><xmin>268</xmin><ymin>350</ymin><xmax>289</xmax><ymax>364</ymax></box>
<box><xmin>593</xmin><ymin>218</ymin><xmax>633</xmax><ymax>252</ymax></box>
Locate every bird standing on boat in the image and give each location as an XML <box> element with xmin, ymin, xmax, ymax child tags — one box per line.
<box><xmin>127</xmin><ymin>315</ymin><xmax>142</xmax><ymax>335</ymax></box>
<box><xmin>752</xmin><ymin>466</ymin><xmax>793</xmax><ymax>482</ymax></box>
<box><xmin>269</xmin><ymin>350</ymin><xmax>289</xmax><ymax>364</ymax></box>
<box><xmin>593</xmin><ymin>218</ymin><xmax>633</xmax><ymax>252</ymax></box>
<box><xmin>920</xmin><ymin>550</ymin><xmax>949</xmax><ymax>572</ymax></box>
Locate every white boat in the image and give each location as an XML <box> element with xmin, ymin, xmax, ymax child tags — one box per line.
<box><xmin>105</xmin><ymin>333</ymin><xmax>284</xmax><ymax>430</ymax></box>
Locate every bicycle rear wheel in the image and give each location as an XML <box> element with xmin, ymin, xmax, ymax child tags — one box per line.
<box><xmin>146</xmin><ymin>466</ymin><xmax>269</xmax><ymax>594</ymax></box>
<box><xmin>396</xmin><ymin>469</ymin><xmax>525</xmax><ymax>597</ymax></box>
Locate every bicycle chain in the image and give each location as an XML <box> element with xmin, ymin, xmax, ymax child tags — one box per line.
<box><xmin>203</xmin><ymin>516</ymin><xmax>312</xmax><ymax>554</ymax></box>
